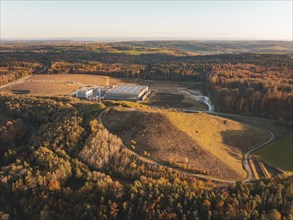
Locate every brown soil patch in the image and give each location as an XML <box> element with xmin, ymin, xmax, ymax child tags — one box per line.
<box><xmin>139</xmin><ymin>80</ymin><xmax>207</xmax><ymax>111</ymax></box>
<box><xmin>146</xmin><ymin>92</ymin><xmax>196</xmax><ymax>109</ymax></box>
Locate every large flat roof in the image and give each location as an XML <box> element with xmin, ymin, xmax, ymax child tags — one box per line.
<box><xmin>107</xmin><ymin>85</ymin><xmax>147</xmax><ymax>94</ymax></box>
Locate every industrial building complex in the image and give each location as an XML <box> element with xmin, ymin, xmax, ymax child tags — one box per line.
<box><xmin>75</xmin><ymin>84</ymin><xmax>150</xmax><ymax>102</ymax></box>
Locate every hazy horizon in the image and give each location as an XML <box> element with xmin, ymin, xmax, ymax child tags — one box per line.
<box><xmin>1</xmin><ymin>1</ymin><xmax>292</xmax><ymax>41</ymax></box>
<box><xmin>1</xmin><ymin>37</ymin><xmax>293</xmax><ymax>42</ymax></box>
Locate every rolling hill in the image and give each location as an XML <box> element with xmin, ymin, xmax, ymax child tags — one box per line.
<box><xmin>102</xmin><ymin>106</ymin><xmax>270</xmax><ymax>179</ymax></box>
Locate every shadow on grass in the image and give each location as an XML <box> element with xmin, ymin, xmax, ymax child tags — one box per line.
<box><xmin>220</xmin><ymin>128</ymin><xmax>264</xmax><ymax>152</ymax></box>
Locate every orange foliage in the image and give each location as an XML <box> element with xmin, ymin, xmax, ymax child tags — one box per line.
<box><xmin>204</xmin><ymin>199</ymin><xmax>211</xmax><ymax>207</ymax></box>
<box><xmin>48</xmin><ymin>180</ymin><xmax>61</xmax><ymax>191</ymax></box>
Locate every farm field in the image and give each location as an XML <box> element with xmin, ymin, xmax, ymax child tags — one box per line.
<box><xmin>102</xmin><ymin>106</ymin><xmax>270</xmax><ymax>179</ymax></box>
<box><xmin>254</xmin><ymin>132</ymin><xmax>293</xmax><ymax>174</ymax></box>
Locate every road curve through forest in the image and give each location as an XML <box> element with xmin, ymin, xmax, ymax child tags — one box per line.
<box><xmin>98</xmin><ymin>102</ymin><xmax>275</xmax><ymax>184</ymax></box>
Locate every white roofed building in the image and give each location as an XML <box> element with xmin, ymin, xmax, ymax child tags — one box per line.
<box><xmin>104</xmin><ymin>85</ymin><xmax>149</xmax><ymax>101</ymax></box>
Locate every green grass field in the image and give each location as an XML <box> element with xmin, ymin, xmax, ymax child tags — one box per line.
<box><xmin>255</xmin><ymin>132</ymin><xmax>293</xmax><ymax>173</ymax></box>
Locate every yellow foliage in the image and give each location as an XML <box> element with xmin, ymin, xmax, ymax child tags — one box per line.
<box><xmin>130</xmin><ymin>162</ymin><xmax>137</xmax><ymax>169</ymax></box>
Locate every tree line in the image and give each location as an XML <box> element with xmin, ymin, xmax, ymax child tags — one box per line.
<box><xmin>209</xmin><ymin>63</ymin><xmax>293</xmax><ymax>121</ymax></box>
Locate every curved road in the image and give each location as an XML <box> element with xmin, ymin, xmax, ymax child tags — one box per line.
<box><xmin>208</xmin><ymin>111</ymin><xmax>275</xmax><ymax>182</ymax></box>
<box><xmin>99</xmin><ymin>105</ymin><xmax>275</xmax><ymax>183</ymax></box>
<box><xmin>183</xmin><ymin>91</ymin><xmax>276</xmax><ymax>182</ymax></box>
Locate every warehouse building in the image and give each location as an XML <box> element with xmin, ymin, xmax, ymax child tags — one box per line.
<box><xmin>76</xmin><ymin>88</ymin><xmax>93</xmax><ymax>99</ymax></box>
<box><xmin>104</xmin><ymin>85</ymin><xmax>149</xmax><ymax>101</ymax></box>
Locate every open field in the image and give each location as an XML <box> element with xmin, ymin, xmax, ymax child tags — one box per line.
<box><xmin>102</xmin><ymin>106</ymin><xmax>270</xmax><ymax>179</ymax></box>
<box><xmin>28</xmin><ymin>74</ymin><xmax>110</xmax><ymax>86</ymax></box>
<box><xmin>0</xmin><ymin>81</ymin><xmax>80</xmax><ymax>96</ymax></box>
<box><xmin>254</xmin><ymin>132</ymin><xmax>293</xmax><ymax>173</ymax></box>
<box><xmin>0</xmin><ymin>74</ymin><xmax>131</xmax><ymax>96</ymax></box>
<box><xmin>27</xmin><ymin>74</ymin><xmax>150</xmax><ymax>86</ymax></box>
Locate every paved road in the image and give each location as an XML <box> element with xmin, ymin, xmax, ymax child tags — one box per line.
<box><xmin>98</xmin><ymin>106</ymin><xmax>275</xmax><ymax>184</ymax></box>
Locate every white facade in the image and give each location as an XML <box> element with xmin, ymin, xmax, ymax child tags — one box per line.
<box><xmin>76</xmin><ymin>89</ymin><xmax>93</xmax><ymax>99</ymax></box>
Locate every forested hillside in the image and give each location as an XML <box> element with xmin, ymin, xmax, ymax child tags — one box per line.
<box><xmin>209</xmin><ymin>63</ymin><xmax>293</xmax><ymax>120</ymax></box>
<box><xmin>1</xmin><ymin>42</ymin><xmax>292</xmax><ymax>120</ymax></box>
<box><xmin>0</xmin><ymin>95</ymin><xmax>292</xmax><ymax>219</ymax></box>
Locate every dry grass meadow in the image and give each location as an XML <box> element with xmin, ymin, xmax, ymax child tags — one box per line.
<box><xmin>0</xmin><ymin>74</ymin><xmax>130</xmax><ymax>96</ymax></box>
<box><xmin>0</xmin><ymin>81</ymin><xmax>80</xmax><ymax>96</ymax></box>
<box><xmin>29</xmin><ymin>74</ymin><xmax>110</xmax><ymax>86</ymax></box>
<box><xmin>103</xmin><ymin>106</ymin><xmax>270</xmax><ymax>179</ymax></box>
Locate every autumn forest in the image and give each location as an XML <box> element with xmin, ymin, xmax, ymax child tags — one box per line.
<box><xmin>0</xmin><ymin>41</ymin><xmax>292</xmax><ymax>219</ymax></box>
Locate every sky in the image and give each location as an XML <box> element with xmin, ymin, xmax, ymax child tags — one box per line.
<box><xmin>1</xmin><ymin>0</ymin><xmax>292</xmax><ymax>40</ymax></box>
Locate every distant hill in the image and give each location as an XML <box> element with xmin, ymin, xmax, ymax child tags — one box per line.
<box><xmin>108</xmin><ymin>40</ymin><xmax>293</xmax><ymax>55</ymax></box>
<box><xmin>1</xmin><ymin>40</ymin><xmax>292</xmax><ymax>55</ymax></box>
